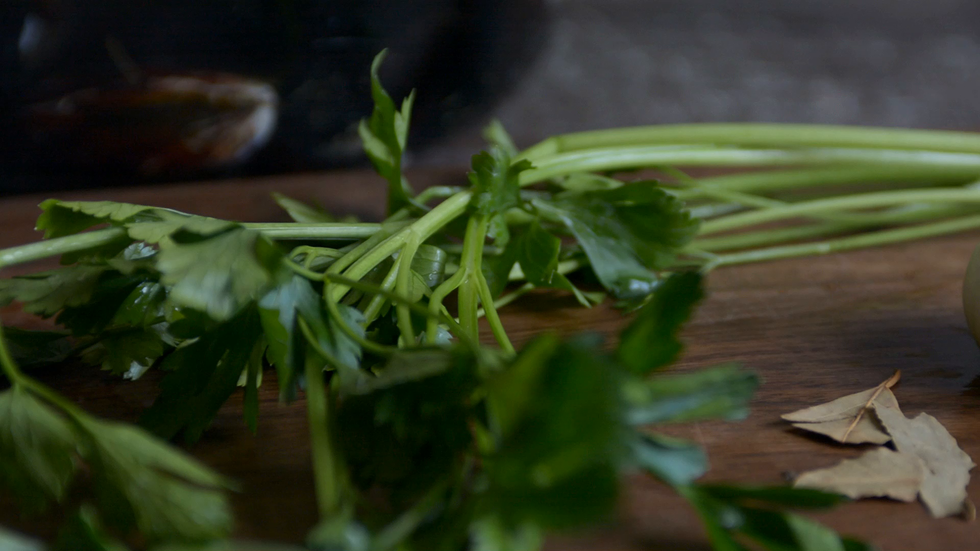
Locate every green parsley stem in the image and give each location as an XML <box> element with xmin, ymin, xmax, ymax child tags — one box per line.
<box><xmin>328</xmin><ymin>193</ymin><xmax>472</xmax><ymax>303</ymax></box>
<box><xmin>672</xmin><ymin>165</ymin><xmax>980</xmax><ymax>200</ymax></box>
<box><xmin>360</xmin><ymin>263</ymin><xmax>401</xmax><ymax>326</ymax></box>
<box><xmin>700</xmin><ymin>188</ymin><xmax>980</xmax><ymax>235</ymax></box>
<box><xmin>704</xmin><ymin>213</ymin><xmax>980</xmax><ymax>269</ymax></box>
<box><xmin>427</xmin><ymin>265</ymin><xmax>468</xmax><ymax>344</ymax></box>
<box><xmin>0</xmin><ymin>228</ymin><xmax>127</xmax><ymax>270</ymax></box>
<box><xmin>303</xmin><ymin>353</ymin><xmax>346</xmax><ymax>518</ymax></box>
<box><xmin>519</xmin><ymin>147</ymin><xmax>980</xmax><ymax>186</ymax></box>
<box><xmin>457</xmin><ymin>216</ymin><xmax>491</xmax><ymax>340</ymax></box>
<box><xmin>395</xmin><ymin>234</ymin><xmax>422</xmax><ymax>344</ymax></box>
<box><xmin>476</xmin><ymin>270</ymin><xmax>515</xmax><ymax>354</ymax></box>
<box><xmin>520</xmin><ymin>123</ymin><xmax>980</xmax><ymax>160</ymax></box>
<box><xmin>692</xmin><ymin>204</ymin><xmax>970</xmax><ymax>253</ymax></box>
<box><xmin>280</xmin><ymin>258</ymin><xmax>398</xmax><ymax>356</ymax></box>
<box><xmin>243</xmin><ymin>223</ymin><xmax>385</xmax><ymax>240</ymax></box>
<box><xmin>326</xmin><ymin>274</ymin><xmax>476</xmax><ymax>351</ymax></box>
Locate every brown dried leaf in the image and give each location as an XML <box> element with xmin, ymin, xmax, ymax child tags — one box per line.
<box><xmin>874</xmin><ymin>404</ymin><xmax>976</xmax><ymax>518</ymax></box>
<box><xmin>782</xmin><ymin>371</ymin><xmax>901</xmax><ymax>444</ymax></box>
<box><xmin>794</xmin><ymin>447</ymin><xmax>924</xmax><ymax>502</ymax></box>
<box><xmin>789</xmin><ymin>415</ymin><xmax>891</xmax><ymax>445</ymax></box>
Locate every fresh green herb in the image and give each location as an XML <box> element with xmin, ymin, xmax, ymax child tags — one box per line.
<box><xmin>15</xmin><ymin>49</ymin><xmax>980</xmax><ymax>549</ymax></box>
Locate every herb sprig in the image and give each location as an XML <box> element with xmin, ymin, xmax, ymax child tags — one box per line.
<box><xmin>7</xmin><ymin>50</ymin><xmax>980</xmax><ymax>550</ymax></box>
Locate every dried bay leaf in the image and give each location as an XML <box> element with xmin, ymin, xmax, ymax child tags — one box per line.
<box><xmin>874</xmin><ymin>404</ymin><xmax>976</xmax><ymax>518</ymax></box>
<box><xmin>782</xmin><ymin>371</ymin><xmax>901</xmax><ymax>444</ymax></box>
<box><xmin>788</xmin><ymin>414</ymin><xmax>892</xmax><ymax>445</ymax></box>
<box><xmin>794</xmin><ymin>447</ymin><xmax>925</xmax><ymax>502</ymax></box>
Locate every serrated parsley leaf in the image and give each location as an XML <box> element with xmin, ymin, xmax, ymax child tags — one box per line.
<box><xmin>625</xmin><ymin>363</ymin><xmax>759</xmax><ymax>425</ymax></box>
<box><xmin>482</xmin><ymin>120</ymin><xmax>519</xmax><ymax>158</ymax></box>
<box><xmin>517</xmin><ymin>220</ymin><xmax>591</xmax><ymax>307</ymax></box>
<box><xmin>617</xmin><ymin>271</ymin><xmax>704</xmax><ymax>374</ymax></box>
<box><xmin>534</xmin><ymin>181</ymin><xmax>700</xmax><ymax>299</ymax></box>
<box><xmin>37</xmin><ymin>200</ymin><xmax>232</xmax><ymax>243</ymax></box>
<box><xmin>79</xmin><ymin>417</ymin><xmax>235</xmax><ymax>543</ymax></box>
<box><xmin>483</xmin><ymin>335</ymin><xmax>625</xmax><ymax>530</ymax></box>
<box><xmin>0</xmin><ymin>265</ymin><xmax>108</xmax><ymax>317</ymax></box>
<box><xmin>110</xmin><ymin>281</ymin><xmax>167</xmax><ymax>328</ymax></box>
<box><xmin>410</xmin><ymin>245</ymin><xmax>448</xmax><ymax>290</ymax></box>
<box><xmin>0</xmin><ymin>388</ymin><xmax>77</xmax><ymax>513</ymax></box>
<box><xmin>337</xmin><ymin>347</ymin><xmax>477</xmax><ymax>502</ymax></box>
<box><xmin>271</xmin><ymin>192</ymin><xmax>357</xmax><ymax>224</ymax></box>
<box><xmin>260</xmin><ymin>276</ymin><xmax>364</xmax><ymax>402</ymax></box>
<box><xmin>358</xmin><ymin>50</ymin><xmax>417</xmax><ymax>214</ymax></box>
<box><xmin>55</xmin><ymin>272</ymin><xmax>152</xmax><ymax>336</ymax></box>
<box><xmin>468</xmin><ymin>147</ymin><xmax>533</xmax><ymax>218</ymax></box>
<box><xmin>157</xmin><ymin>227</ymin><xmax>284</xmax><ymax>321</ymax></box>
<box><xmin>631</xmin><ymin>433</ymin><xmax>709</xmax><ymax>487</ymax></box>
<box><xmin>140</xmin><ymin>308</ymin><xmax>263</xmax><ymax>443</ymax></box>
<box><xmin>84</xmin><ymin>326</ymin><xmax>167</xmax><ymax>379</ymax></box>
<box><xmin>680</xmin><ymin>485</ymin><xmax>856</xmax><ymax>551</ymax></box>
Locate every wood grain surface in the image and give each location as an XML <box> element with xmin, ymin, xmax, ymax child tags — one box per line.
<box><xmin>3</xmin><ymin>170</ymin><xmax>980</xmax><ymax>551</ymax></box>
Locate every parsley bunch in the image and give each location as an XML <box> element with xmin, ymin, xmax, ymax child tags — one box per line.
<box><xmin>11</xmin><ymin>49</ymin><xmax>980</xmax><ymax>550</ymax></box>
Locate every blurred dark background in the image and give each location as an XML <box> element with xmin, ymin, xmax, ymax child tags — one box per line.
<box><xmin>2</xmin><ymin>0</ymin><xmax>980</xmax><ymax>192</ymax></box>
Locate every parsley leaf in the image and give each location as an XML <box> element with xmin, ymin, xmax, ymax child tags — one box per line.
<box><xmin>0</xmin><ymin>265</ymin><xmax>108</xmax><ymax>317</ymax></box>
<box><xmin>625</xmin><ymin>363</ymin><xmax>760</xmax><ymax>425</ymax></box>
<box><xmin>83</xmin><ymin>326</ymin><xmax>168</xmax><ymax>379</ymax></box>
<box><xmin>481</xmin><ymin>237</ymin><xmax>520</xmax><ymax>300</ymax></box>
<box><xmin>37</xmin><ymin>200</ymin><xmax>232</xmax><ymax>243</ymax></box>
<box><xmin>0</xmin><ymin>387</ymin><xmax>77</xmax><ymax>513</ymax></box>
<box><xmin>337</xmin><ymin>347</ymin><xmax>477</xmax><ymax>504</ymax></box>
<box><xmin>482</xmin><ymin>119</ymin><xmax>519</xmax><ymax>158</ymax></box>
<box><xmin>617</xmin><ymin>270</ymin><xmax>704</xmax><ymax>374</ymax></box>
<box><xmin>468</xmin><ymin>147</ymin><xmax>533</xmax><ymax>218</ymax></box>
<box><xmin>260</xmin><ymin>276</ymin><xmax>364</xmax><ymax>402</ymax></box>
<box><xmin>140</xmin><ymin>308</ymin><xmax>263</xmax><ymax>443</ymax></box>
<box><xmin>272</xmin><ymin>193</ymin><xmax>346</xmax><ymax>224</ymax></box>
<box><xmin>359</xmin><ymin>50</ymin><xmax>417</xmax><ymax>214</ymax></box>
<box><xmin>516</xmin><ymin>220</ymin><xmax>591</xmax><ymax>306</ymax></box>
<box><xmin>534</xmin><ymin>181</ymin><xmax>700</xmax><ymax>299</ymax></box>
<box><xmin>55</xmin><ymin>271</ymin><xmax>152</xmax><ymax>336</ymax></box>
<box><xmin>631</xmin><ymin>433</ymin><xmax>709</xmax><ymax>487</ymax></box>
<box><xmin>80</xmin><ymin>417</ymin><xmax>235</xmax><ymax>543</ymax></box>
<box><xmin>483</xmin><ymin>335</ymin><xmax>625</xmax><ymax>530</ymax></box>
<box><xmin>157</xmin><ymin>227</ymin><xmax>285</xmax><ymax>321</ymax></box>
<box><xmin>680</xmin><ymin>485</ymin><xmax>861</xmax><ymax>551</ymax></box>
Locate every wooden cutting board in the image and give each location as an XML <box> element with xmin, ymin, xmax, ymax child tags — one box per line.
<box><xmin>2</xmin><ymin>170</ymin><xmax>980</xmax><ymax>550</ymax></box>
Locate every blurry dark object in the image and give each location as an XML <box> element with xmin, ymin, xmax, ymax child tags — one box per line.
<box><xmin>26</xmin><ymin>73</ymin><xmax>278</xmax><ymax>175</ymax></box>
<box><xmin>0</xmin><ymin>0</ymin><xmax>546</xmax><ymax>192</ymax></box>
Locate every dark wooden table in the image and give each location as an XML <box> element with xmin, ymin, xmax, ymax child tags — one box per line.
<box><xmin>3</xmin><ymin>170</ymin><xmax>980</xmax><ymax>550</ymax></box>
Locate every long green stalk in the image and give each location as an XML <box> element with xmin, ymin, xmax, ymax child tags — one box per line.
<box><xmin>700</xmin><ymin>188</ymin><xmax>980</xmax><ymax>235</ymax></box>
<box><xmin>0</xmin><ymin>228</ymin><xmax>126</xmax><ymax>270</ymax></box>
<box><xmin>705</xmin><ymin>214</ymin><xmax>980</xmax><ymax>269</ymax></box>
<box><xmin>520</xmin><ymin>123</ymin><xmax>980</xmax><ymax>159</ymax></box>
<box><xmin>242</xmin><ymin>223</ymin><xmax>383</xmax><ymax>240</ymax></box>
<box><xmin>304</xmin><ymin>358</ymin><xmax>344</xmax><ymax>517</ymax></box>
<box><xmin>672</xmin><ymin>165</ymin><xmax>980</xmax><ymax>200</ymax></box>
<box><xmin>693</xmin><ymin>204</ymin><xmax>973</xmax><ymax>252</ymax></box>
<box><xmin>520</xmin><ymin>147</ymin><xmax>980</xmax><ymax>186</ymax></box>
